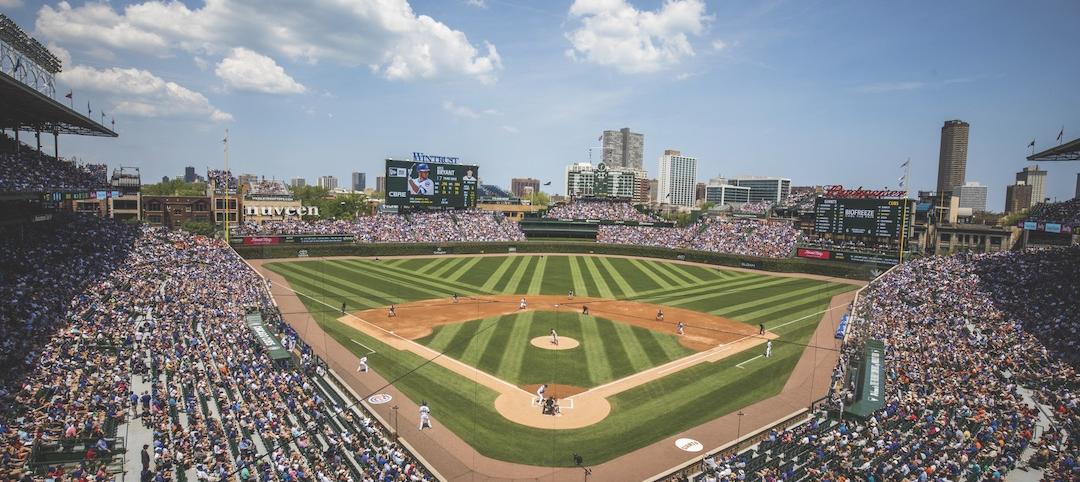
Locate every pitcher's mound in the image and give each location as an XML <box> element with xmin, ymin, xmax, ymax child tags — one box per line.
<box><xmin>529</xmin><ymin>336</ymin><xmax>579</xmax><ymax>350</ymax></box>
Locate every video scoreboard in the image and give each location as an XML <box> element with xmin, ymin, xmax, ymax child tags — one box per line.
<box><xmin>814</xmin><ymin>198</ymin><xmax>913</xmax><ymax>238</ymax></box>
<box><xmin>385</xmin><ymin>159</ymin><xmax>478</xmax><ymax>208</ymax></box>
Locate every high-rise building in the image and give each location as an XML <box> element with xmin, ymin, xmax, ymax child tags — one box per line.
<box><xmin>936</xmin><ymin>120</ymin><xmax>970</xmax><ymax>195</ymax></box>
<box><xmin>657</xmin><ymin>150</ymin><xmax>697</xmax><ymax>207</ymax></box>
<box><xmin>728</xmin><ymin>176</ymin><xmax>791</xmax><ymax>203</ymax></box>
<box><xmin>695</xmin><ymin>182</ymin><xmax>706</xmax><ymax>204</ymax></box>
<box><xmin>647</xmin><ymin>179</ymin><xmax>658</xmax><ymax>202</ymax></box>
<box><xmin>317</xmin><ymin>176</ymin><xmax>338</xmax><ymax>190</ymax></box>
<box><xmin>289</xmin><ymin>177</ymin><xmax>306</xmax><ymax>188</ymax></box>
<box><xmin>184</xmin><ymin>166</ymin><xmax>197</xmax><ymax>183</ymax></box>
<box><xmin>1015</xmin><ymin>165</ymin><xmax>1047</xmax><ymax>205</ymax></box>
<box><xmin>1005</xmin><ymin>182</ymin><xmax>1033</xmax><ymax>214</ymax></box>
<box><xmin>351</xmin><ymin>172</ymin><xmax>366</xmax><ymax>192</ymax></box>
<box><xmin>955</xmin><ymin>181</ymin><xmax>988</xmax><ymax>212</ymax></box>
<box><xmin>376</xmin><ymin>176</ymin><xmax>386</xmax><ymax>193</ymax></box>
<box><xmin>564</xmin><ymin>162</ymin><xmax>644</xmax><ymax>200</ymax></box>
<box><xmin>705</xmin><ymin>177</ymin><xmax>751</xmax><ymax>206</ymax></box>
<box><xmin>1075</xmin><ymin>173</ymin><xmax>1080</xmax><ymax>200</ymax></box>
<box><xmin>601</xmin><ymin>128</ymin><xmax>644</xmax><ymax>169</ymax></box>
<box><xmin>511</xmin><ymin>178</ymin><xmax>541</xmax><ymax>197</ymax></box>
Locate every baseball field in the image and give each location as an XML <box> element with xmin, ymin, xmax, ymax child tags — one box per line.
<box><xmin>261</xmin><ymin>254</ymin><xmax>856</xmax><ymax>467</ymax></box>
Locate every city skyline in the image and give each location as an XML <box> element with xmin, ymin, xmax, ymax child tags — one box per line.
<box><xmin>5</xmin><ymin>0</ymin><xmax>1079</xmax><ymax>208</ymax></box>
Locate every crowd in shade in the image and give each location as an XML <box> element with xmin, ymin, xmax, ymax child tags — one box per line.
<box><xmin>246</xmin><ymin>180</ymin><xmax>291</xmax><ymax>196</ymax></box>
<box><xmin>598</xmin><ymin>217</ymin><xmax>800</xmax><ymax>258</ymax></box>
<box><xmin>1025</xmin><ymin>199</ymin><xmax>1080</xmax><ymax>227</ymax></box>
<box><xmin>0</xmin><ymin>215</ymin><xmax>434</xmax><ymax>481</ymax></box>
<box><xmin>545</xmin><ymin>200</ymin><xmax>658</xmax><ymax>222</ymax></box>
<box><xmin>670</xmin><ymin>246</ymin><xmax>1079</xmax><ymax>482</ymax></box>
<box><xmin>206</xmin><ymin>170</ymin><xmax>238</xmax><ymax>194</ymax></box>
<box><xmin>777</xmin><ymin>190</ymin><xmax>818</xmax><ymax>211</ymax></box>
<box><xmin>233</xmin><ymin>211</ymin><xmax>525</xmax><ymax>243</ymax></box>
<box><xmin>0</xmin><ymin>134</ymin><xmax>108</xmax><ymax>192</ymax></box>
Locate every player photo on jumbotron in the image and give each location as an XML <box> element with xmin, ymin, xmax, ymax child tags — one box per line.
<box><xmin>408</xmin><ymin>162</ymin><xmax>434</xmax><ymax>195</ymax></box>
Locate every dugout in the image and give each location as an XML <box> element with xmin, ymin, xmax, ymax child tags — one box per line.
<box><xmin>244</xmin><ymin>310</ymin><xmax>293</xmax><ymax>367</ymax></box>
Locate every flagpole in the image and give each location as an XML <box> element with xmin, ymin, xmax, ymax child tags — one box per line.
<box><xmin>224</xmin><ymin>129</ymin><xmax>230</xmax><ymax>244</ymax></box>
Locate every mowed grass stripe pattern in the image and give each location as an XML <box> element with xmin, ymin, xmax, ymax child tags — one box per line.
<box><xmin>267</xmin><ymin>255</ymin><xmax>858</xmax><ymax>466</ymax></box>
<box><xmin>416</xmin><ymin>311</ymin><xmax>694</xmax><ymax>388</ymax></box>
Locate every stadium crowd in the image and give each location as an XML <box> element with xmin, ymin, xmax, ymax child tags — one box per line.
<box><xmin>1025</xmin><ymin>199</ymin><xmax>1080</xmax><ymax>227</ymax></box>
<box><xmin>233</xmin><ymin>210</ymin><xmax>526</xmax><ymax>243</ymax></box>
<box><xmin>0</xmin><ymin>215</ymin><xmax>434</xmax><ymax>481</ymax></box>
<box><xmin>598</xmin><ymin>217</ymin><xmax>800</xmax><ymax>258</ymax></box>
<box><xmin>246</xmin><ymin>180</ymin><xmax>290</xmax><ymax>196</ymax></box>
<box><xmin>206</xmin><ymin>170</ymin><xmax>238</xmax><ymax>193</ymax></box>
<box><xmin>0</xmin><ymin>134</ymin><xmax>108</xmax><ymax>192</ymax></box>
<box><xmin>675</xmin><ymin>246</ymin><xmax>1080</xmax><ymax>482</ymax></box>
<box><xmin>545</xmin><ymin>200</ymin><xmax>658</xmax><ymax>222</ymax></box>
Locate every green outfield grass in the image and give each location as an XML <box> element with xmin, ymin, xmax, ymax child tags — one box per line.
<box><xmin>265</xmin><ymin>255</ymin><xmax>855</xmax><ymax>466</ymax></box>
<box><xmin>415</xmin><ymin>311</ymin><xmax>695</xmax><ymax>388</ymax></box>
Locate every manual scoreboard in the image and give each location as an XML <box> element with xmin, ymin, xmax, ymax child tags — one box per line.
<box><xmin>814</xmin><ymin>198</ymin><xmax>913</xmax><ymax>238</ymax></box>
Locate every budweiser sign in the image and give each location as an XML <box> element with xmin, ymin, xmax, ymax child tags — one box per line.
<box><xmin>823</xmin><ymin>185</ymin><xmax>906</xmax><ymax>199</ymax></box>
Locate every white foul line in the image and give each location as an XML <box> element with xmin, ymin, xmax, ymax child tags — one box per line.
<box><xmin>350</xmin><ymin>339</ymin><xmax>377</xmax><ymax>354</ymax></box>
<box><xmin>735</xmin><ymin>355</ymin><xmax>763</xmax><ymax>369</ymax></box>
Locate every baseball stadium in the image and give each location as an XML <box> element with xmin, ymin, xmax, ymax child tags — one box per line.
<box><xmin>2</xmin><ymin>7</ymin><xmax>1080</xmax><ymax>482</ymax></box>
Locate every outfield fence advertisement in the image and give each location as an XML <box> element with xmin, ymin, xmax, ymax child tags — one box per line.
<box><xmin>235</xmin><ymin>235</ymin><xmax>355</xmax><ymax>245</ymax></box>
<box><xmin>796</xmin><ymin>247</ymin><xmax>899</xmax><ymax>265</ymax></box>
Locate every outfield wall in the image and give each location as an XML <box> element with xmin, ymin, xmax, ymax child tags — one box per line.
<box><xmin>235</xmin><ymin>241</ymin><xmax>876</xmax><ymax>280</ymax></box>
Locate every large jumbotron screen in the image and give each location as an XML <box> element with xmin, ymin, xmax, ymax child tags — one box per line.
<box><xmin>814</xmin><ymin>197</ymin><xmax>912</xmax><ymax>238</ymax></box>
<box><xmin>384</xmin><ymin>159</ymin><xmax>478</xmax><ymax>208</ymax></box>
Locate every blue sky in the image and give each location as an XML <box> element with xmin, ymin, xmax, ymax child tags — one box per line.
<box><xmin>4</xmin><ymin>0</ymin><xmax>1079</xmax><ymax>209</ymax></box>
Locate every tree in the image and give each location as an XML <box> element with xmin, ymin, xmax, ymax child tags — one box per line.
<box><xmin>525</xmin><ymin>191</ymin><xmax>551</xmax><ymax>207</ymax></box>
<box><xmin>142</xmin><ymin>179</ymin><xmax>207</xmax><ymax>196</ymax></box>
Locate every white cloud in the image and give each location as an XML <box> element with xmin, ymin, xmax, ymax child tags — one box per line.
<box><xmin>215</xmin><ymin>48</ymin><xmax>305</xmax><ymax>94</ymax></box>
<box><xmin>565</xmin><ymin>0</ymin><xmax>709</xmax><ymax>73</ymax></box>
<box><xmin>0</xmin><ymin>0</ymin><xmax>24</xmax><ymax>9</ymax></box>
<box><xmin>59</xmin><ymin>65</ymin><xmax>232</xmax><ymax>122</ymax></box>
<box><xmin>442</xmin><ymin>100</ymin><xmax>480</xmax><ymax>119</ymax></box>
<box><xmin>711</xmin><ymin>39</ymin><xmax>726</xmax><ymax>51</ymax></box>
<box><xmin>35</xmin><ymin>0</ymin><xmax>502</xmax><ymax>83</ymax></box>
<box><xmin>465</xmin><ymin>0</ymin><xmax>487</xmax><ymax>7</ymax></box>
<box><xmin>47</xmin><ymin>42</ymin><xmax>72</xmax><ymax>67</ymax></box>
<box><xmin>501</xmin><ymin>125</ymin><xmax>519</xmax><ymax>133</ymax></box>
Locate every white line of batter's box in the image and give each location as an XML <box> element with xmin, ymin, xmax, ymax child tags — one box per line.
<box><xmin>533</xmin><ymin>397</ymin><xmax>574</xmax><ymax>410</ymax></box>
<box><xmin>350</xmin><ymin>339</ymin><xmax>377</xmax><ymax>355</ymax></box>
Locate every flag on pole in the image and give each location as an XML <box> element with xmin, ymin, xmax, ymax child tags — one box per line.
<box><xmin>898</xmin><ymin>176</ymin><xmax>906</xmax><ymax>188</ymax></box>
<box><xmin>900</xmin><ymin>159</ymin><xmax>909</xmax><ymax>168</ymax></box>
<box><xmin>65</xmin><ymin>90</ymin><xmax>73</xmax><ymax>99</ymax></box>
<box><xmin>597</xmin><ymin>134</ymin><xmax>602</xmax><ymax>142</ymax></box>
<box><xmin>1028</xmin><ymin>139</ymin><xmax>1035</xmax><ymax>148</ymax></box>
<box><xmin>13</xmin><ymin>58</ymin><xmax>21</xmax><ymax>73</ymax></box>
<box><xmin>543</xmin><ymin>181</ymin><xmax>551</xmax><ymax>186</ymax></box>
<box><xmin>1058</xmin><ymin>126</ymin><xmax>1064</xmax><ymax>142</ymax></box>
<box><xmin>87</xmin><ymin>102</ymin><xmax>92</xmax><ymax>116</ymax></box>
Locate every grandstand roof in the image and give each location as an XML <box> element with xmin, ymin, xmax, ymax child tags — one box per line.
<box><xmin>0</xmin><ymin>71</ymin><xmax>117</xmax><ymax>137</ymax></box>
<box><xmin>1027</xmin><ymin>137</ymin><xmax>1080</xmax><ymax>161</ymax></box>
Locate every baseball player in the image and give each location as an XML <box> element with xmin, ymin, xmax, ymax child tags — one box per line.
<box><xmin>451</xmin><ymin>293</ymin><xmax>459</xmax><ymax>304</ymax></box>
<box><xmin>581</xmin><ymin>305</ymin><xmax>589</xmax><ymax>315</ymax></box>
<box><xmin>357</xmin><ymin>356</ymin><xmax>368</xmax><ymax>373</ymax></box>
<box><xmin>676</xmin><ymin>321</ymin><xmax>685</xmax><ymax>335</ymax></box>
<box><xmin>341</xmin><ymin>301</ymin><xmax>346</xmax><ymax>315</ymax></box>
<box><xmin>656</xmin><ymin>309</ymin><xmax>664</xmax><ymax>321</ymax></box>
<box><xmin>764</xmin><ymin>340</ymin><xmax>773</xmax><ymax>358</ymax></box>
<box><xmin>408</xmin><ymin>163</ymin><xmax>434</xmax><ymax>195</ymax></box>
<box><xmin>388</xmin><ymin>305</ymin><xmax>396</xmax><ymax>317</ymax></box>
<box><xmin>758</xmin><ymin>323</ymin><xmax>766</xmax><ymax>335</ymax></box>
<box><xmin>519</xmin><ymin>297</ymin><xmax>527</xmax><ymax>310</ymax></box>
<box><xmin>536</xmin><ymin>384</ymin><xmax>547</xmax><ymax>404</ymax></box>
<box><xmin>568</xmin><ymin>289</ymin><xmax>574</xmax><ymax>300</ymax></box>
<box><xmin>550</xmin><ymin>329</ymin><xmax>559</xmax><ymax>346</ymax></box>
<box><xmin>419</xmin><ymin>401</ymin><xmax>431</xmax><ymax>430</ymax></box>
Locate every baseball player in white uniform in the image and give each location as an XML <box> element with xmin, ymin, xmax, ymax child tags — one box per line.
<box><xmin>536</xmin><ymin>384</ymin><xmax>547</xmax><ymax>404</ymax></box>
<box><xmin>550</xmin><ymin>329</ymin><xmax>559</xmax><ymax>346</ymax></box>
<box><xmin>408</xmin><ymin>163</ymin><xmax>434</xmax><ymax>195</ymax></box>
<box><xmin>765</xmin><ymin>340</ymin><xmax>773</xmax><ymax>358</ymax></box>
<box><xmin>519</xmin><ymin>297</ymin><xmax>527</xmax><ymax>310</ymax></box>
<box><xmin>419</xmin><ymin>401</ymin><xmax>431</xmax><ymax>430</ymax></box>
<box><xmin>677</xmin><ymin>322</ymin><xmax>685</xmax><ymax>335</ymax></box>
<box><xmin>357</xmin><ymin>356</ymin><xmax>368</xmax><ymax>373</ymax></box>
